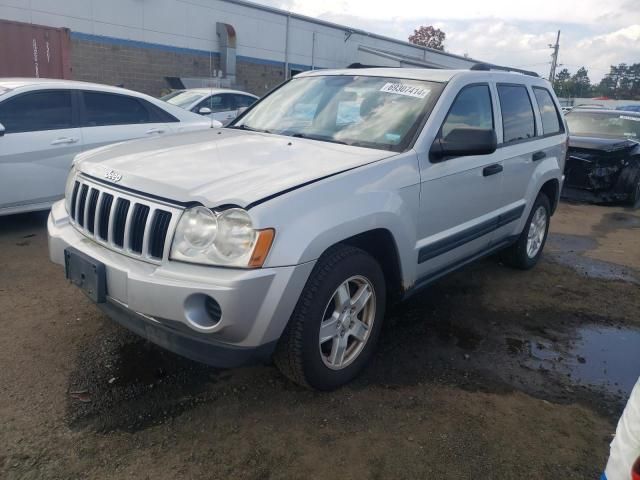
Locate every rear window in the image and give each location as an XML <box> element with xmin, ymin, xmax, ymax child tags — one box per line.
<box><xmin>497</xmin><ymin>84</ymin><xmax>536</xmax><ymax>143</ymax></box>
<box><xmin>533</xmin><ymin>87</ymin><xmax>563</xmax><ymax>135</ymax></box>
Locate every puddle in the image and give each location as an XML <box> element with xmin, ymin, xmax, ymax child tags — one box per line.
<box><xmin>552</xmin><ymin>326</ymin><xmax>640</xmax><ymax>396</ymax></box>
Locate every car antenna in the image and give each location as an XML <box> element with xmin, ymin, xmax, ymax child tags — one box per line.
<box><xmin>209</xmin><ymin>47</ymin><xmax>214</xmax><ymax>129</ymax></box>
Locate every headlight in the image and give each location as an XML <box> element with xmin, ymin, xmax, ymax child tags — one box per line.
<box><xmin>170</xmin><ymin>207</ymin><xmax>275</xmax><ymax>268</ymax></box>
<box><xmin>64</xmin><ymin>165</ymin><xmax>77</xmax><ymax>214</ymax></box>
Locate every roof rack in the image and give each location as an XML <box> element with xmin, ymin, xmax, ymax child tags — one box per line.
<box><xmin>470</xmin><ymin>63</ymin><xmax>539</xmax><ymax>78</ymax></box>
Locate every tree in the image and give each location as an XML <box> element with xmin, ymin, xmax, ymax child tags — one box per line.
<box><xmin>594</xmin><ymin>63</ymin><xmax>640</xmax><ymax>99</ymax></box>
<box><xmin>408</xmin><ymin>26</ymin><xmax>446</xmax><ymax>51</ymax></box>
<box><xmin>554</xmin><ymin>68</ymin><xmax>573</xmax><ymax>98</ymax></box>
<box><xmin>571</xmin><ymin>67</ymin><xmax>591</xmax><ymax>98</ymax></box>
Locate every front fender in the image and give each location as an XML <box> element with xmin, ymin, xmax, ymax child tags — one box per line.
<box><xmin>249</xmin><ymin>152</ymin><xmax>421</xmax><ymax>289</ymax></box>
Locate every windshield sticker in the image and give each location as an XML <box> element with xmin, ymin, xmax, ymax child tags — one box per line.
<box><xmin>380</xmin><ymin>83</ymin><xmax>430</xmax><ymax>99</ymax></box>
<box><xmin>620</xmin><ymin>115</ymin><xmax>640</xmax><ymax>122</ymax></box>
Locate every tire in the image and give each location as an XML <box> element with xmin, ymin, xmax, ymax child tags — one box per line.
<box><xmin>274</xmin><ymin>245</ymin><xmax>386</xmax><ymax>390</ymax></box>
<box><xmin>501</xmin><ymin>193</ymin><xmax>551</xmax><ymax>270</ymax></box>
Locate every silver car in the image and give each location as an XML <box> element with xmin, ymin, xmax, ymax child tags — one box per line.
<box><xmin>48</xmin><ymin>68</ymin><xmax>567</xmax><ymax>390</ymax></box>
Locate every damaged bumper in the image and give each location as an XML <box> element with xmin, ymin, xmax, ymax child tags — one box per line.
<box><xmin>562</xmin><ymin>137</ymin><xmax>640</xmax><ymax>204</ymax></box>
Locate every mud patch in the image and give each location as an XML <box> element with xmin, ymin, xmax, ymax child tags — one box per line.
<box><xmin>356</xmin><ymin>274</ymin><xmax>635</xmax><ymax>417</ymax></box>
<box><xmin>594</xmin><ymin>211</ymin><xmax>640</xmax><ymax>234</ymax></box>
<box><xmin>66</xmin><ymin>321</ymin><xmax>223</xmax><ymax>433</ymax></box>
<box><xmin>546</xmin><ymin>233</ymin><xmax>639</xmax><ymax>283</ymax></box>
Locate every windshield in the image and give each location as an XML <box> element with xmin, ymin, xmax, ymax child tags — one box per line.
<box><xmin>230</xmin><ymin>75</ymin><xmax>443</xmax><ymax>151</ymax></box>
<box><xmin>566</xmin><ymin>112</ymin><xmax>640</xmax><ymax>140</ymax></box>
<box><xmin>162</xmin><ymin>91</ymin><xmax>206</xmax><ymax>109</ymax></box>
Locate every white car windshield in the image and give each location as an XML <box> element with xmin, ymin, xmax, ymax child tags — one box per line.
<box><xmin>230</xmin><ymin>75</ymin><xmax>443</xmax><ymax>151</ymax></box>
<box><xmin>162</xmin><ymin>91</ymin><xmax>207</xmax><ymax>109</ymax></box>
<box><xmin>566</xmin><ymin>112</ymin><xmax>640</xmax><ymax>139</ymax></box>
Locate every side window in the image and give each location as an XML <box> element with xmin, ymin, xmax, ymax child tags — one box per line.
<box><xmin>82</xmin><ymin>92</ymin><xmax>151</xmax><ymax>126</ymax></box>
<box><xmin>497</xmin><ymin>85</ymin><xmax>536</xmax><ymax>143</ymax></box>
<box><xmin>533</xmin><ymin>87</ymin><xmax>563</xmax><ymax>135</ymax></box>
<box><xmin>0</xmin><ymin>90</ymin><xmax>73</xmax><ymax>133</ymax></box>
<box><xmin>441</xmin><ymin>85</ymin><xmax>493</xmax><ymax>139</ymax></box>
<box><xmin>139</xmin><ymin>99</ymin><xmax>179</xmax><ymax>123</ymax></box>
<box><xmin>196</xmin><ymin>95</ymin><xmax>230</xmax><ymax>113</ymax></box>
<box><xmin>233</xmin><ymin>94</ymin><xmax>256</xmax><ymax>109</ymax></box>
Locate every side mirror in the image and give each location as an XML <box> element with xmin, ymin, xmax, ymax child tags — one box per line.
<box><xmin>210</xmin><ymin>119</ymin><xmax>223</xmax><ymax>128</ymax></box>
<box><xmin>0</xmin><ymin>123</ymin><xmax>5</xmax><ymax>137</ymax></box>
<box><xmin>430</xmin><ymin>128</ymin><xmax>497</xmax><ymax>162</ymax></box>
<box><xmin>198</xmin><ymin>107</ymin><xmax>212</xmax><ymax>115</ymax></box>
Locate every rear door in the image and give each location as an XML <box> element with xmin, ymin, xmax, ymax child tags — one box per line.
<box><xmin>494</xmin><ymin>83</ymin><xmax>565</xmax><ymax>242</ymax></box>
<box><xmin>416</xmin><ymin>83</ymin><xmax>504</xmax><ymax>281</ymax></box>
<box><xmin>0</xmin><ymin>89</ymin><xmax>83</xmax><ymax>211</ymax></box>
<box><xmin>79</xmin><ymin>90</ymin><xmax>177</xmax><ymax>153</ymax></box>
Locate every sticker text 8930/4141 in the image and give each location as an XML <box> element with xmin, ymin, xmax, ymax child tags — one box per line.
<box><xmin>380</xmin><ymin>83</ymin><xmax>430</xmax><ymax>99</ymax></box>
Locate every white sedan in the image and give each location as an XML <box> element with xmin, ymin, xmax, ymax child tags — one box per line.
<box><xmin>0</xmin><ymin>78</ymin><xmax>217</xmax><ymax>216</ymax></box>
<box><xmin>161</xmin><ymin>88</ymin><xmax>258</xmax><ymax>125</ymax></box>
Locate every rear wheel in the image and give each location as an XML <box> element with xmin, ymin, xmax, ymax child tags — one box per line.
<box><xmin>274</xmin><ymin>245</ymin><xmax>386</xmax><ymax>390</ymax></box>
<box><xmin>501</xmin><ymin>193</ymin><xmax>551</xmax><ymax>270</ymax></box>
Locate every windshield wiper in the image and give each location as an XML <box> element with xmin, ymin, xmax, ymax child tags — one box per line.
<box><xmin>289</xmin><ymin>133</ymin><xmax>348</xmax><ymax>145</ymax></box>
<box><xmin>227</xmin><ymin>124</ymin><xmax>272</xmax><ymax>134</ymax></box>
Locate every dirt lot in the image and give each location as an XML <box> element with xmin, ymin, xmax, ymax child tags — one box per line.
<box><xmin>1</xmin><ymin>202</ymin><xmax>639</xmax><ymax>479</ymax></box>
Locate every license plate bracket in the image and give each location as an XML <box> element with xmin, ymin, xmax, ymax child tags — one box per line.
<box><xmin>64</xmin><ymin>247</ymin><xmax>106</xmax><ymax>303</ymax></box>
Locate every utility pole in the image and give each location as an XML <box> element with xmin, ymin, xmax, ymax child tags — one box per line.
<box><xmin>548</xmin><ymin>30</ymin><xmax>561</xmax><ymax>85</ymax></box>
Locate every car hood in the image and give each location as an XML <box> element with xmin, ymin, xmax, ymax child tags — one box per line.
<box><xmin>76</xmin><ymin>129</ymin><xmax>394</xmax><ymax>208</ymax></box>
<box><xmin>568</xmin><ymin>135</ymin><xmax>639</xmax><ymax>153</ymax></box>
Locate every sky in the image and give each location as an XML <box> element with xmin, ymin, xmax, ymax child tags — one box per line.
<box><xmin>255</xmin><ymin>0</ymin><xmax>640</xmax><ymax>82</ymax></box>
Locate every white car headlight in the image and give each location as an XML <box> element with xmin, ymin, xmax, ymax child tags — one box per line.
<box><xmin>170</xmin><ymin>207</ymin><xmax>274</xmax><ymax>268</ymax></box>
<box><xmin>64</xmin><ymin>165</ymin><xmax>77</xmax><ymax>214</ymax></box>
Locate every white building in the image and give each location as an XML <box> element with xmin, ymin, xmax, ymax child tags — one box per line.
<box><xmin>0</xmin><ymin>0</ymin><xmax>482</xmax><ymax>95</ymax></box>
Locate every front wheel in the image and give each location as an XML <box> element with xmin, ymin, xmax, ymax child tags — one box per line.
<box><xmin>501</xmin><ymin>193</ymin><xmax>551</xmax><ymax>270</ymax></box>
<box><xmin>274</xmin><ymin>245</ymin><xmax>386</xmax><ymax>390</ymax></box>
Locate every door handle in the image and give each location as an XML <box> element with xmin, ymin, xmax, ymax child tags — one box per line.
<box><xmin>145</xmin><ymin>128</ymin><xmax>165</xmax><ymax>135</ymax></box>
<box><xmin>483</xmin><ymin>164</ymin><xmax>503</xmax><ymax>177</ymax></box>
<box><xmin>51</xmin><ymin>137</ymin><xmax>79</xmax><ymax>145</ymax></box>
<box><xmin>532</xmin><ymin>151</ymin><xmax>547</xmax><ymax>162</ymax></box>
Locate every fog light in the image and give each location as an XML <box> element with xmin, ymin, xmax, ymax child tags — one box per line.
<box><xmin>184</xmin><ymin>294</ymin><xmax>222</xmax><ymax>332</ymax></box>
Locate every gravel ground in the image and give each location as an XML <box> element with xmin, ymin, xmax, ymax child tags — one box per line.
<box><xmin>1</xmin><ymin>202</ymin><xmax>639</xmax><ymax>479</ymax></box>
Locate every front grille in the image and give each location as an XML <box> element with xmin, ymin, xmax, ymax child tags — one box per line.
<box><xmin>69</xmin><ymin>177</ymin><xmax>179</xmax><ymax>262</ymax></box>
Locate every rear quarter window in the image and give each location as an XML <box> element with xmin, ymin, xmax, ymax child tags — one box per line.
<box><xmin>533</xmin><ymin>87</ymin><xmax>563</xmax><ymax>135</ymax></box>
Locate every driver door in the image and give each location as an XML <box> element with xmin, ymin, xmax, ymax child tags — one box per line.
<box><xmin>416</xmin><ymin>83</ymin><xmax>505</xmax><ymax>281</ymax></box>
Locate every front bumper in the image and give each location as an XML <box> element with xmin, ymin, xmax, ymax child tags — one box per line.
<box><xmin>47</xmin><ymin>200</ymin><xmax>315</xmax><ymax>366</ymax></box>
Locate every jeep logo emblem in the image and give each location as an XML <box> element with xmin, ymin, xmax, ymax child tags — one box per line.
<box><xmin>104</xmin><ymin>170</ymin><xmax>122</xmax><ymax>183</ymax></box>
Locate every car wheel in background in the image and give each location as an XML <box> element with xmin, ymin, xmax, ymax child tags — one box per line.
<box><xmin>274</xmin><ymin>245</ymin><xmax>386</xmax><ymax>390</ymax></box>
<box><xmin>501</xmin><ymin>192</ymin><xmax>551</xmax><ymax>270</ymax></box>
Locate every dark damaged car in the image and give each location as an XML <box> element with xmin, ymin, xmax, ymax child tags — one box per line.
<box><xmin>563</xmin><ymin>109</ymin><xmax>640</xmax><ymax>206</ymax></box>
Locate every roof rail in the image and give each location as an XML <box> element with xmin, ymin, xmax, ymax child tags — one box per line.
<box><xmin>470</xmin><ymin>63</ymin><xmax>539</xmax><ymax>78</ymax></box>
<box><xmin>347</xmin><ymin>62</ymin><xmax>395</xmax><ymax>69</ymax></box>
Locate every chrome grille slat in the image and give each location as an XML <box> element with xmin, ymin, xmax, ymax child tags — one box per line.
<box><xmin>68</xmin><ymin>175</ymin><xmax>180</xmax><ymax>265</ymax></box>
<box><xmin>140</xmin><ymin>207</ymin><xmax>156</xmax><ymax>259</ymax></box>
<box><xmin>92</xmin><ymin>191</ymin><xmax>103</xmax><ymax>237</ymax></box>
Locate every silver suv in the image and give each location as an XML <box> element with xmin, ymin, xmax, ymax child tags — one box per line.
<box><xmin>48</xmin><ymin>67</ymin><xmax>567</xmax><ymax>390</ymax></box>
